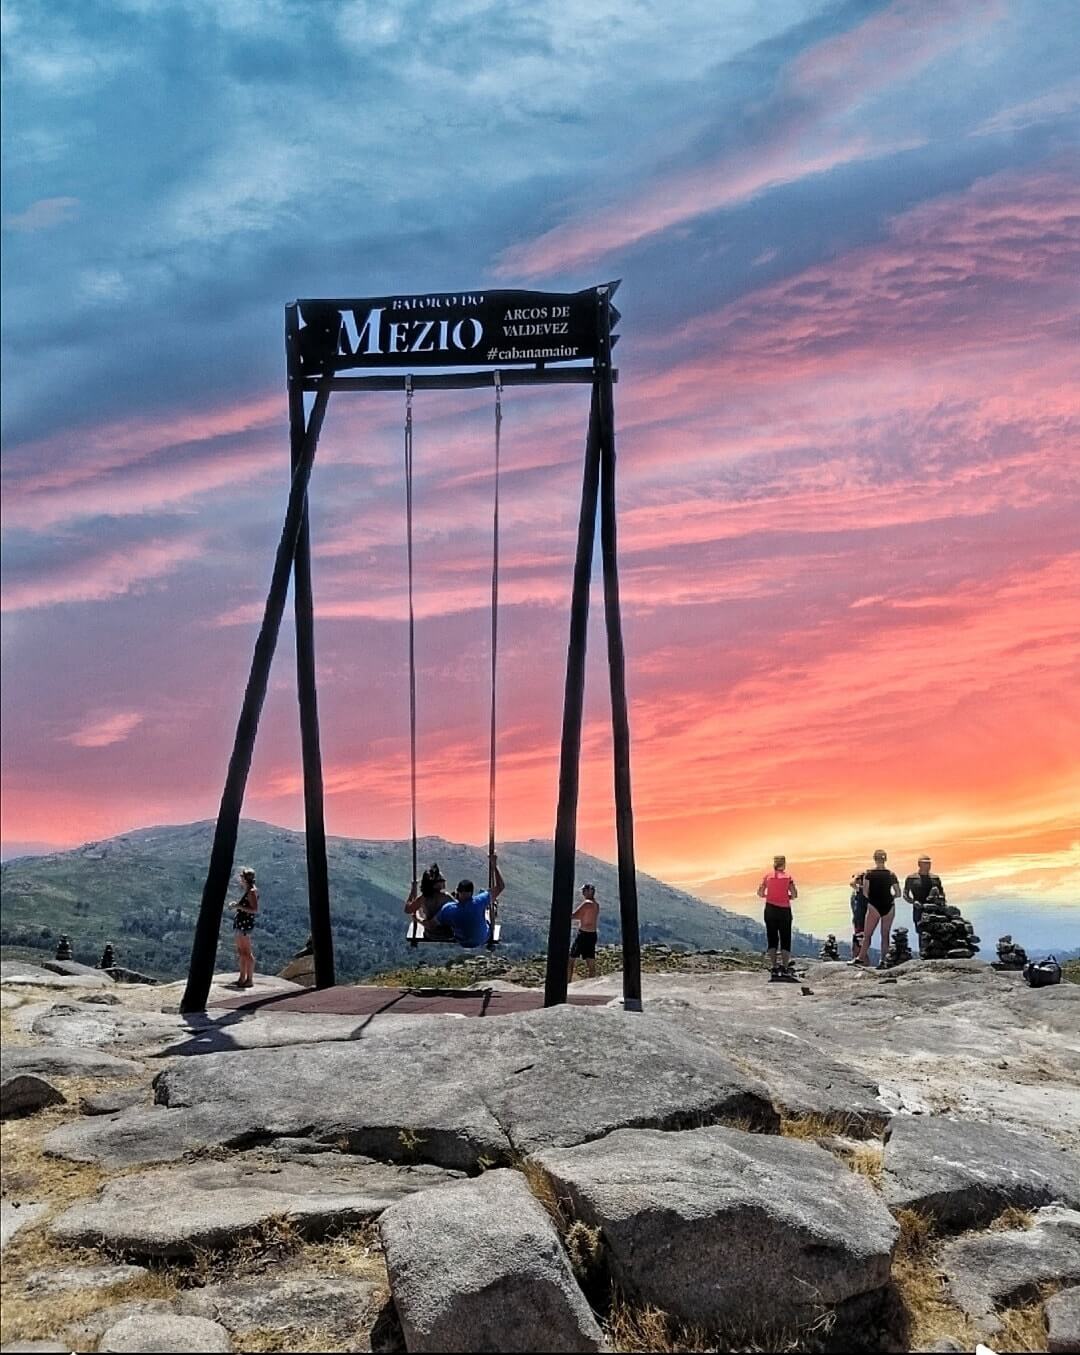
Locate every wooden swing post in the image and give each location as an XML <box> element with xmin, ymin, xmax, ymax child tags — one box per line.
<box><xmin>597</xmin><ymin>288</ymin><xmax>642</xmax><ymax>1010</ymax></box>
<box><xmin>286</xmin><ymin>306</ymin><xmax>335</xmax><ymax>990</ymax></box>
<box><xmin>544</xmin><ymin>387</ymin><xmax>602</xmax><ymax>1007</ymax></box>
<box><xmin>180</xmin><ymin>376</ymin><xmax>332</xmax><ymax>1014</ymax></box>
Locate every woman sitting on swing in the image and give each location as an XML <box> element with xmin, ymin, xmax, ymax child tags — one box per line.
<box><xmin>404</xmin><ymin>863</ymin><xmax>455</xmax><ymax>939</ymax></box>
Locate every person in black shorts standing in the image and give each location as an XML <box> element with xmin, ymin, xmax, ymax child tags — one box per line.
<box><xmin>853</xmin><ymin>850</ymin><xmax>900</xmax><ymax>967</ymax></box>
<box><xmin>568</xmin><ymin>884</ymin><xmax>600</xmax><ymax>982</ymax></box>
<box><xmin>903</xmin><ymin>855</ymin><xmax>945</xmax><ymax>934</ymax></box>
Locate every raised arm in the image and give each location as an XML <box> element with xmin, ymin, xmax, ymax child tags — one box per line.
<box><xmin>404</xmin><ymin>881</ymin><xmax>422</xmax><ymax>915</ymax></box>
<box><xmin>490</xmin><ymin>857</ymin><xmax>505</xmax><ymax>901</ymax></box>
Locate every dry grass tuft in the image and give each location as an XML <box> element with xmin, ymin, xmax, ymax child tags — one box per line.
<box><xmin>997</xmin><ymin>1297</ymin><xmax>1050</xmax><ymax>1351</ymax></box>
<box><xmin>989</xmin><ymin>1205</ymin><xmax>1035</xmax><ymax>1232</ymax></box>
<box><xmin>781</xmin><ymin>1110</ymin><xmax>887</xmax><ymax>1142</ymax></box>
<box><xmin>605</xmin><ymin>1295</ymin><xmax>715</xmax><ymax>1353</ymax></box>
<box><xmin>0</xmin><ymin>1263</ymin><xmax>178</xmax><ymax>1346</ymax></box>
<box><xmin>519</xmin><ymin>1158</ymin><xmax>567</xmax><ymax>1229</ymax></box>
<box><xmin>308</xmin><ymin>1221</ymin><xmax>386</xmax><ymax>1286</ymax></box>
<box><xmin>564</xmin><ymin>1218</ymin><xmax>603</xmax><ymax>1273</ymax></box>
<box><xmin>893</xmin><ymin>1207</ymin><xmax>934</xmax><ymax>1260</ymax></box>
<box><xmin>0</xmin><ymin>1229</ymin><xmax>103</xmax><ymax>1283</ymax></box>
<box><xmin>0</xmin><ymin>1109</ymin><xmax>108</xmax><ymax>1208</ymax></box>
<box><xmin>604</xmin><ymin>1292</ymin><xmax>815</xmax><ymax>1354</ymax></box>
<box><xmin>188</xmin><ymin>1217</ymin><xmax>306</xmax><ymax>1287</ymax></box>
<box><xmin>229</xmin><ymin>1224</ymin><xmax>388</xmax><ymax>1353</ymax></box>
<box><xmin>888</xmin><ymin>1208</ymin><xmax>986</xmax><ymax>1351</ymax></box>
<box><xmin>0</xmin><ymin>1009</ymin><xmax>35</xmax><ymax>1047</ymax></box>
<box><xmin>835</xmin><ymin>1142</ymin><xmax>884</xmax><ymax>1188</ymax></box>
<box><xmin>779</xmin><ymin>1116</ymin><xmax>886</xmax><ymax>1188</ymax></box>
<box><xmin>233</xmin><ymin>1327</ymin><xmax>352</xmax><ymax>1353</ymax></box>
<box><xmin>519</xmin><ymin>1160</ymin><xmax>605</xmax><ymax>1298</ymax></box>
<box><xmin>779</xmin><ymin>1113</ymin><xmax>837</xmax><ymax>1140</ymax></box>
<box><xmin>890</xmin><ymin>1254</ymin><xmax>982</xmax><ymax>1352</ymax></box>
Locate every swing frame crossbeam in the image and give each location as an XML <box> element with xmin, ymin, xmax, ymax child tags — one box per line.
<box><xmin>299</xmin><ymin>367</ymin><xmax>607</xmax><ymax>392</ymax></box>
<box><xmin>180</xmin><ymin>285</ymin><xmax>641</xmax><ymax>1015</ymax></box>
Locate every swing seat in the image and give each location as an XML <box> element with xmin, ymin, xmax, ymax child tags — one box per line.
<box><xmin>407</xmin><ymin>918</ymin><xmax>501</xmax><ymax>948</ymax></box>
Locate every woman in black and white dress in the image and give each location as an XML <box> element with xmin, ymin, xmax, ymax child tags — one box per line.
<box><xmin>227</xmin><ymin>867</ymin><xmax>259</xmax><ymax>988</ymax></box>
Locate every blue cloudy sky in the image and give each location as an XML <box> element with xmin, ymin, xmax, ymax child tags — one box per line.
<box><xmin>2</xmin><ymin>0</ymin><xmax>1078</xmax><ymax>948</ymax></box>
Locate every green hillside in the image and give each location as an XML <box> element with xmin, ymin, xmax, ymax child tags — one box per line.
<box><xmin>0</xmin><ymin>819</ymin><xmax>818</xmax><ymax>981</ymax></box>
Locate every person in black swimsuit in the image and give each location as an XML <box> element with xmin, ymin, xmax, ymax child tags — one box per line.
<box><xmin>227</xmin><ymin>867</ymin><xmax>258</xmax><ymax>988</ymax></box>
<box><xmin>853</xmin><ymin>850</ymin><xmax>900</xmax><ymax>967</ymax></box>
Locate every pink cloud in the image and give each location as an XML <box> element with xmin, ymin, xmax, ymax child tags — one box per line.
<box><xmin>1</xmin><ymin>537</ymin><xmax>203</xmax><ymax>613</ymax></box>
<box><xmin>496</xmin><ymin>0</ymin><xmax>1001</xmax><ymax>279</ymax></box>
<box><xmin>63</xmin><ymin>711</ymin><xmax>144</xmax><ymax>748</ymax></box>
<box><xmin>3</xmin><ymin>392</ymin><xmax>284</xmax><ymax>503</ymax></box>
<box><xmin>652</xmin><ymin>168</ymin><xmax>1080</xmax><ymax>381</ymax></box>
<box><xmin>787</xmin><ymin>0</ymin><xmax>1002</xmax><ymax>102</ymax></box>
<box><xmin>496</xmin><ymin>138</ymin><xmax>893</xmax><ymax>281</ymax></box>
<box><xmin>2</xmin><ymin>438</ymin><xmax>284</xmax><ymax>532</ymax></box>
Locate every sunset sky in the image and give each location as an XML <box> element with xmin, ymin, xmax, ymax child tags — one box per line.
<box><xmin>2</xmin><ymin>0</ymin><xmax>1078</xmax><ymax>947</ymax></box>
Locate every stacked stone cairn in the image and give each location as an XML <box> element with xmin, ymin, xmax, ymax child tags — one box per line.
<box><xmin>917</xmin><ymin>887</ymin><xmax>980</xmax><ymax>959</ymax></box>
<box><xmin>819</xmin><ymin>934</ymin><xmax>841</xmax><ymax>961</ymax></box>
<box><xmin>98</xmin><ymin>942</ymin><xmax>115</xmax><ymax>970</ymax></box>
<box><xmin>993</xmin><ymin>934</ymin><xmax>1027</xmax><ymax>970</ymax></box>
<box><xmin>882</xmin><ymin>926</ymin><xmax>914</xmax><ymax>968</ymax></box>
<box><xmin>55</xmin><ymin>934</ymin><xmax>73</xmax><ymax>961</ymax></box>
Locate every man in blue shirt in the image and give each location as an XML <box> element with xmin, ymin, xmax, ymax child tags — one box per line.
<box><xmin>435</xmin><ymin>858</ymin><xmax>506</xmax><ymax>948</ymax></box>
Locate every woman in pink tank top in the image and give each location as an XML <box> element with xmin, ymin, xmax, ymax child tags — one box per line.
<box><xmin>757</xmin><ymin>854</ymin><xmax>798</xmax><ymax>975</ymax></box>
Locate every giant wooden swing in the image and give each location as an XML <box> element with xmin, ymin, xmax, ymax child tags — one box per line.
<box><xmin>180</xmin><ymin>283</ymin><xmax>642</xmax><ymax>1014</ymax></box>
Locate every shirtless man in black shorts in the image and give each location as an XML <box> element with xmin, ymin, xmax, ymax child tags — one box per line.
<box><xmin>568</xmin><ymin>884</ymin><xmax>600</xmax><ymax>982</ymax></box>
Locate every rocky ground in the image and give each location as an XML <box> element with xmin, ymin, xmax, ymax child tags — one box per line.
<box><xmin>1</xmin><ymin>954</ymin><xmax>1077</xmax><ymax>1353</ymax></box>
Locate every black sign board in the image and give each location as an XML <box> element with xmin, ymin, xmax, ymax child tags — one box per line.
<box><xmin>296</xmin><ymin>284</ymin><xmax>619</xmax><ymax>374</ymax></box>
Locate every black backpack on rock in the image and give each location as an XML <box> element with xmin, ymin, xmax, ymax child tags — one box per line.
<box><xmin>1023</xmin><ymin>956</ymin><xmax>1062</xmax><ymax>988</ymax></box>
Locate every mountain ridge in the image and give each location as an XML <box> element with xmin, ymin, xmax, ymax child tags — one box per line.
<box><xmin>0</xmin><ymin>818</ymin><xmax>820</xmax><ymax>980</ymax></box>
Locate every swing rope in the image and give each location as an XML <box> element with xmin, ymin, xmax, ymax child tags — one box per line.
<box><xmin>403</xmin><ymin>372</ymin><xmax>502</xmax><ymax>946</ymax></box>
<box><xmin>487</xmin><ymin>373</ymin><xmax>502</xmax><ymax>932</ymax></box>
<box><xmin>404</xmin><ymin>375</ymin><xmax>418</xmax><ymax>894</ymax></box>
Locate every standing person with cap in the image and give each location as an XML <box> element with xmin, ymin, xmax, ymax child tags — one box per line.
<box><xmin>903</xmin><ymin>856</ymin><xmax>946</xmax><ymax>934</ymax></box>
